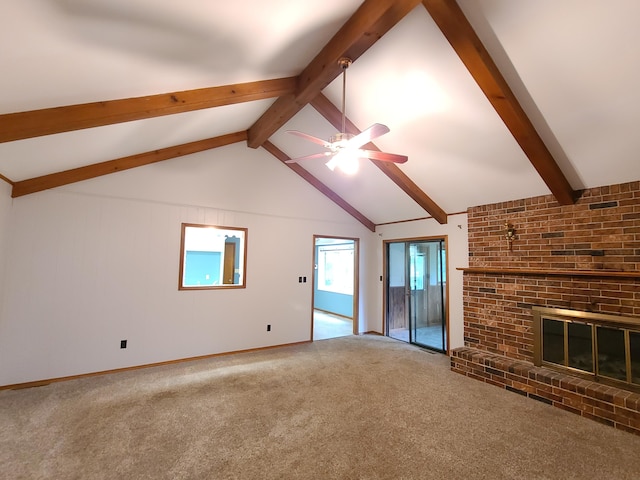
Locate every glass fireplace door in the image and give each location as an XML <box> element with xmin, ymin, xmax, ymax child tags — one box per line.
<box><xmin>535</xmin><ymin>307</ymin><xmax>640</xmax><ymax>389</ymax></box>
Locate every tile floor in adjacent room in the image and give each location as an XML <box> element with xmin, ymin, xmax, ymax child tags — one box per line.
<box><xmin>389</xmin><ymin>326</ymin><xmax>446</xmax><ymax>351</ymax></box>
<box><xmin>313</xmin><ymin>310</ymin><xmax>353</xmax><ymax>341</ymax></box>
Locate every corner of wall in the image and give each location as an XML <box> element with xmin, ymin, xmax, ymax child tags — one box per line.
<box><xmin>0</xmin><ymin>180</ymin><xmax>13</xmax><ymax>331</ymax></box>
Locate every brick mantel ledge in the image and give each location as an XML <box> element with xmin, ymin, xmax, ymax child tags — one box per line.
<box><xmin>457</xmin><ymin>267</ymin><xmax>640</xmax><ymax>279</ymax></box>
<box><xmin>451</xmin><ymin>347</ymin><xmax>640</xmax><ymax>436</ymax></box>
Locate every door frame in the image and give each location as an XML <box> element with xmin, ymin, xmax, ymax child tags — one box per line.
<box><xmin>311</xmin><ymin>235</ymin><xmax>360</xmax><ymax>340</ymax></box>
<box><xmin>222</xmin><ymin>241</ymin><xmax>236</xmax><ymax>284</ymax></box>
<box><xmin>382</xmin><ymin>235</ymin><xmax>450</xmax><ymax>355</ymax></box>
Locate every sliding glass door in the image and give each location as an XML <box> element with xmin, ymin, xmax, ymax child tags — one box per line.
<box><xmin>386</xmin><ymin>239</ymin><xmax>446</xmax><ymax>352</ymax></box>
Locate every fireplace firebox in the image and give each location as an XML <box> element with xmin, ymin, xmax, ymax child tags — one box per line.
<box><xmin>533</xmin><ymin>307</ymin><xmax>640</xmax><ymax>391</ymax></box>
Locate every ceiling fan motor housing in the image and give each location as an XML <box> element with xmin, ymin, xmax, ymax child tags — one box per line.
<box><xmin>329</xmin><ymin>132</ymin><xmax>355</xmax><ymax>149</ymax></box>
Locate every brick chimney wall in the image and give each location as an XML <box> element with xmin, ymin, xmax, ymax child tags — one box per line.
<box><xmin>464</xmin><ymin>180</ymin><xmax>640</xmax><ymax>362</ymax></box>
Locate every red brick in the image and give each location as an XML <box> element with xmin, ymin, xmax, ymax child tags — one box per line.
<box><xmin>451</xmin><ymin>347</ymin><xmax>640</xmax><ymax>437</ymax></box>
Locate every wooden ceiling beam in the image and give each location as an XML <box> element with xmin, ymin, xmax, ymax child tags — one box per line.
<box><xmin>422</xmin><ymin>0</ymin><xmax>576</xmax><ymax>205</ymax></box>
<box><xmin>0</xmin><ymin>173</ymin><xmax>13</xmax><ymax>186</ymax></box>
<box><xmin>11</xmin><ymin>131</ymin><xmax>247</xmax><ymax>198</ymax></box>
<box><xmin>0</xmin><ymin>78</ymin><xmax>296</xmax><ymax>144</ymax></box>
<box><xmin>310</xmin><ymin>94</ymin><xmax>448</xmax><ymax>225</ymax></box>
<box><xmin>247</xmin><ymin>0</ymin><xmax>421</xmax><ymax>149</ymax></box>
<box><xmin>262</xmin><ymin>141</ymin><xmax>376</xmax><ymax>232</ymax></box>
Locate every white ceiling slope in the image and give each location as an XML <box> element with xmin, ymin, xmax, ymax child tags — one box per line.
<box><xmin>1</xmin><ymin>0</ymin><xmax>639</xmax><ymax>227</ymax></box>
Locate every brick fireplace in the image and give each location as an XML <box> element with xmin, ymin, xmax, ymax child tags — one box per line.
<box><xmin>451</xmin><ymin>180</ymin><xmax>640</xmax><ymax>435</ymax></box>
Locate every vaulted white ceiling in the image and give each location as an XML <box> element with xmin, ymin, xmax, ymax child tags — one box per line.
<box><xmin>1</xmin><ymin>0</ymin><xmax>639</xmax><ymax>227</ymax></box>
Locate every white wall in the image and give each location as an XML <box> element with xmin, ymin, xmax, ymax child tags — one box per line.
<box><xmin>0</xmin><ymin>145</ymin><xmax>377</xmax><ymax>386</ymax></box>
<box><xmin>375</xmin><ymin>213</ymin><xmax>469</xmax><ymax>350</ymax></box>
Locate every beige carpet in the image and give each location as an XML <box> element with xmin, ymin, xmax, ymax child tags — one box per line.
<box><xmin>2</xmin><ymin>335</ymin><xmax>640</xmax><ymax>479</ymax></box>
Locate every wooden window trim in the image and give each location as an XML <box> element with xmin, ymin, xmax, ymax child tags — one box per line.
<box><xmin>179</xmin><ymin>223</ymin><xmax>248</xmax><ymax>290</ymax></box>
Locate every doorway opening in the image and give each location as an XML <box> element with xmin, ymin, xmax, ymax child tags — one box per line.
<box><xmin>384</xmin><ymin>238</ymin><xmax>447</xmax><ymax>353</ymax></box>
<box><xmin>312</xmin><ymin>236</ymin><xmax>358</xmax><ymax>341</ymax></box>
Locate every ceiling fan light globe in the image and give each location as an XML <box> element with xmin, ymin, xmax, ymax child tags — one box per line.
<box><xmin>333</xmin><ymin>149</ymin><xmax>359</xmax><ymax>175</ymax></box>
<box><xmin>325</xmin><ymin>156</ymin><xmax>339</xmax><ymax>171</ymax></box>
<box><xmin>339</xmin><ymin>158</ymin><xmax>359</xmax><ymax>175</ymax></box>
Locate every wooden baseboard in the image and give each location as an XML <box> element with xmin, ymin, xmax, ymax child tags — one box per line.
<box><xmin>0</xmin><ymin>340</ymin><xmax>311</xmax><ymax>391</ymax></box>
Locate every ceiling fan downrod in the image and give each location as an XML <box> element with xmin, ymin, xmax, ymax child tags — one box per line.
<box><xmin>338</xmin><ymin>57</ymin><xmax>352</xmax><ymax>136</ymax></box>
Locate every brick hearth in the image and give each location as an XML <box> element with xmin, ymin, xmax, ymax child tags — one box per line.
<box><xmin>451</xmin><ymin>347</ymin><xmax>640</xmax><ymax>436</ymax></box>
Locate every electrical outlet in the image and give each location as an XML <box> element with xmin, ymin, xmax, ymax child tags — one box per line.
<box><xmin>120</xmin><ymin>340</ymin><xmax>127</xmax><ymax>349</ymax></box>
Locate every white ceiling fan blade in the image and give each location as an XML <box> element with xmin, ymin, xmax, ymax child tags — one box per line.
<box><xmin>286</xmin><ymin>130</ymin><xmax>331</xmax><ymax>148</ymax></box>
<box><xmin>347</xmin><ymin>123</ymin><xmax>390</xmax><ymax>149</ymax></box>
<box><xmin>362</xmin><ymin>150</ymin><xmax>408</xmax><ymax>164</ymax></box>
<box><xmin>285</xmin><ymin>152</ymin><xmax>332</xmax><ymax>164</ymax></box>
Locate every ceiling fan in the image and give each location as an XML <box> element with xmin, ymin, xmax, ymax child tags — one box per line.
<box><xmin>286</xmin><ymin>57</ymin><xmax>408</xmax><ymax>174</ymax></box>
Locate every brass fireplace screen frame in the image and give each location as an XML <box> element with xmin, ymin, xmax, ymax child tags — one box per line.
<box><xmin>532</xmin><ymin>306</ymin><xmax>640</xmax><ymax>391</ymax></box>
